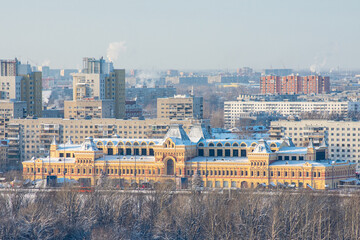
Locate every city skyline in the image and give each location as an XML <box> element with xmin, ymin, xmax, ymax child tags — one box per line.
<box><xmin>1</xmin><ymin>0</ymin><xmax>359</xmax><ymax>71</ymax></box>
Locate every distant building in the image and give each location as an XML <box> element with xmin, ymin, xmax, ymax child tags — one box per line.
<box><xmin>0</xmin><ymin>100</ymin><xmax>26</xmax><ymax>138</ymax></box>
<box><xmin>64</xmin><ymin>99</ymin><xmax>114</xmax><ymax>119</ymax></box>
<box><xmin>224</xmin><ymin>97</ymin><xmax>360</xmax><ymax>128</ymax></box>
<box><xmin>179</xmin><ymin>76</ymin><xmax>208</xmax><ymax>85</ymax></box>
<box><xmin>125</xmin><ymin>100</ymin><xmax>143</xmax><ymax>119</ymax></box>
<box><xmin>237</xmin><ymin>67</ymin><xmax>253</xmax><ymax>75</ymax></box>
<box><xmin>270</xmin><ymin>119</ymin><xmax>360</xmax><ymax>167</ymax></box>
<box><xmin>264</xmin><ymin>69</ymin><xmax>293</xmax><ymax>76</ymax></box>
<box><xmin>0</xmin><ymin>140</ymin><xmax>8</xmax><ymax>171</ymax></box>
<box><xmin>260</xmin><ymin>75</ymin><xmax>330</xmax><ymax>95</ymax></box>
<box><xmin>0</xmin><ymin>59</ymin><xmax>42</xmax><ymax>117</ymax></box>
<box><xmin>71</xmin><ymin>58</ymin><xmax>125</xmax><ymax>119</ymax></box>
<box><xmin>157</xmin><ymin>95</ymin><xmax>203</xmax><ymax>120</ymax></box>
<box><xmin>82</xmin><ymin>57</ymin><xmax>113</xmax><ymax>74</ymax></box>
<box><xmin>166</xmin><ymin>69</ymin><xmax>179</xmax><ymax>76</ymax></box>
<box><xmin>126</xmin><ymin>86</ymin><xmax>176</xmax><ymax>106</ymax></box>
<box><xmin>0</xmin><ymin>59</ymin><xmax>18</xmax><ymax>76</ymax></box>
<box><xmin>42</xmin><ymin>109</ymin><xmax>64</xmax><ymax>118</ymax></box>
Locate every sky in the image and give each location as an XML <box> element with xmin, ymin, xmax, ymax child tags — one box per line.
<box><xmin>1</xmin><ymin>0</ymin><xmax>359</xmax><ymax>71</ymax></box>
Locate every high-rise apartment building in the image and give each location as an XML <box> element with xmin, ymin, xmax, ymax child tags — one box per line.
<box><xmin>72</xmin><ymin>58</ymin><xmax>125</xmax><ymax>119</ymax></box>
<box><xmin>0</xmin><ymin>59</ymin><xmax>42</xmax><ymax>117</ymax></box>
<box><xmin>157</xmin><ymin>95</ymin><xmax>203</xmax><ymax>120</ymax></box>
<box><xmin>21</xmin><ymin>72</ymin><xmax>42</xmax><ymax>117</ymax></box>
<box><xmin>260</xmin><ymin>75</ymin><xmax>330</xmax><ymax>95</ymax></box>
<box><xmin>0</xmin><ymin>59</ymin><xmax>18</xmax><ymax>76</ymax></box>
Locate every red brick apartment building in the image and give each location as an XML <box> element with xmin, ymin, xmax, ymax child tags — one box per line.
<box><xmin>260</xmin><ymin>75</ymin><xmax>330</xmax><ymax>95</ymax></box>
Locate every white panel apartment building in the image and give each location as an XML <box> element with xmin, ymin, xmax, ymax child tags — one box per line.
<box><xmin>270</xmin><ymin>119</ymin><xmax>360</xmax><ymax>168</ymax></box>
<box><xmin>224</xmin><ymin>99</ymin><xmax>360</xmax><ymax>128</ymax></box>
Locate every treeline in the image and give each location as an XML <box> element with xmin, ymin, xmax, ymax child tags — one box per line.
<box><xmin>0</xmin><ymin>188</ymin><xmax>360</xmax><ymax>239</ymax></box>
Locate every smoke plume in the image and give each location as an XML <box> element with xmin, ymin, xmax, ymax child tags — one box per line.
<box><xmin>106</xmin><ymin>41</ymin><xmax>127</xmax><ymax>62</ymax></box>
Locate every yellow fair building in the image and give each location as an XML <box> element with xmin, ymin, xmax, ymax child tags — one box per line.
<box><xmin>22</xmin><ymin>124</ymin><xmax>357</xmax><ymax>190</ymax></box>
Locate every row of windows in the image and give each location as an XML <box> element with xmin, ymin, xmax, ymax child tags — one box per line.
<box><xmin>199</xmin><ymin>149</ymin><xmax>247</xmax><ymax>157</ymax></box>
<box><xmin>98</xmin><ymin>147</ymin><xmax>154</xmax><ymax>156</ymax></box>
<box><xmin>187</xmin><ymin>169</ymin><xmax>325</xmax><ymax>178</ymax></box>
<box><xmin>27</xmin><ymin>167</ymin><xmax>329</xmax><ymax>178</ymax></box>
<box><xmin>27</xmin><ymin>167</ymin><xmax>161</xmax><ymax>176</ymax></box>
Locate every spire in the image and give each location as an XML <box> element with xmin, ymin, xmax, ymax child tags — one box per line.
<box><xmin>307</xmin><ymin>139</ymin><xmax>314</xmax><ymax>149</ymax></box>
<box><xmin>51</xmin><ymin>136</ymin><xmax>57</xmax><ymax>145</ymax></box>
<box><xmin>253</xmin><ymin>139</ymin><xmax>272</xmax><ymax>153</ymax></box>
<box><xmin>80</xmin><ymin>137</ymin><xmax>98</xmax><ymax>151</ymax></box>
<box><xmin>319</xmin><ymin>139</ymin><xmax>327</xmax><ymax>148</ymax></box>
<box><xmin>282</xmin><ymin>136</ymin><xmax>295</xmax><ymax>147</ymax></box>
<box><xmin>66</xmin><ymin>136</ymin><xmax>73</xmax><ymax>145</ymax></box>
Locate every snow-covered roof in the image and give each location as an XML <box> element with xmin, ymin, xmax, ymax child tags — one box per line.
<box><xmin>188</xmin><ymin>124</ymin><xmax>212</xmax><ymax>143</ymax></box>
<box><xmin>23</xmin><ymin>157</ymin><xmax>76</xmax><ymax>164</ymax></box>
<box><xmin>93</xmin><ymin>138</ymin><xmax>161</xmax><ymax>146</ymax></box>
<box><xmin>307</xmin><ymin>139</ymin><xmax>315</xmax><ymax>149</ymax></box>
<box><xmin>80</xmin><ymin>137</ymin><xmax>98</xmax><ymax>151</ymax></box>
<box><xmin>277</xmin><ymin>147</ymin><xmax>308</xmax><ymax>155</ymax></box>
<box><xmin>94</xmin><ymin>155</ymin><xmax>155</xmax><ymax>162</ymax></box>
<box><xmin>162</xmin><ymin>124</ymin><xmax>192</xmax><ymax>145</ymax></box>
<box><xmin>253</xmin><ymin>139</ymin><xmax>272</xmax><ymax>153</ymax></box>
<box><xmin>270</xmin><ymin>160</ymin><xmax>351</xmax><ymax>167</ymax></box>
<box><xmin>187</xmin><ymin>156</ymin><xmax>249</xmax><ymax>163</ymax></box>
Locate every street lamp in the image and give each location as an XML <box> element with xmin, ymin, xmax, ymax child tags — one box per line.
<box><xmin>63</xmin><ymin>141</ymin><xmax>66</xmax><ymax>186</ymax></box>
<box><xmin>118</xmin><ymin>157</ymin><xmax>121</xmax><ymax>189</ymax></box>
<box><xmin>206</xmin><ymin>157</ymin><xmax>208</xmax><ymax>189</ymax></box>
<box><xmin>134</xmin><ymin>154</ymin><xmax>137</xmax><ymax>189</ymax></box>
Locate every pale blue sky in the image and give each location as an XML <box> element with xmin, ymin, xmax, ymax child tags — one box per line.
<box><xmin>1</xmin><ymin>0</ymin><xmax>359</xmax><ymax>71</ymax></box>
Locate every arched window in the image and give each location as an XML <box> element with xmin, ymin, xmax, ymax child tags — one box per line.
<box><xmin>225</xmin><ymin>142</ymin><xmax>231</xmax><ymax>147</ymax></box>
<box><xmin>240</xmin><ymin>143</ymin><xmax>247</xmax><ymax>147</ymax></box>
<box><xmin>251</xmin><ymin>142</ymin><xmax>257</xmax><ymax>147</ymax></box>
<box><xmin>198</xmin><ymin>142</ymin><xmax>204</xmax><ymax>147</ymax></box>
<box><xmin>126</xmin><ymin>142</ymin><xmax>132</xmax><ymax>146</ymax></box>
<box><xmin>133</xmin><ymin>142</ymin><xmax>139</xmax><ymax>146</ymax></box>
<box><xmin>216</xmin><ymin>142</ymin><xmax>223</xmax><ymax>147</ymax></box>
<box><xmin>233</xmin><ymin>142</ymin><xmax>239</xmax><ymax>147</ymax></box>
<box><xmin>107</xmin><ymin>141</ymin><xmax>113</xmax><ymax>146</ymax></box>
<box><xmin>209</xmin><ymin>142</ymin><xmax>215</xmax><ymax>147</ymax></box>
<box><xmin>141</xmin><ymin>142</ymin><xmax>147</xmax><ymax>146</ymax></box>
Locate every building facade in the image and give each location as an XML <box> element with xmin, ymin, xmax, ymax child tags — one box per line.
<box><xmin>0</xmin><ymin>59</ymin><xmax>42</xmax><ymax>117</ymax></box>
<box><xmin>64</xmin><ymin>100</ymin><xmax>114</xmax><ymax>119</ymax></box>
<box><xmin>9</xmin><ymin>117</ymin><xmax>209</xmax><ymax>162</ymax></box>
<box><xmin>0</xmin><ymin>100</ymin><xmax>26</xmax><ymax>139</ymax></box>
<box><xmin>22</xmin><ymin>124</ymin><xmax>356</xmax><ymax>190</ymax></box>
<box><xmin>224</xmin><ymin>98</ymin><xmax>360</xmax><ymax>128</ymax></box>
<box><xmin>72</xmin><ymin>58</ymin><xmax>125</xmax><ymax>119</ymax></box>
<box><xmin>157</xmin><ymin>95</ymin><xmax>203</xmax><ymax>120</ymax></box>
<box><xmin>270</xmin><ymin>119</ymin><xmax>360</xmax><ymax>167</ymax></box>
<box><xmin>20</xmin><ymin>72</ymin><xmax>42</xmax><ymax>117</ymax></box>
<box><xmin>126</xmin><ymin>86</ymin><xmax>176</xmax><ymax>107</ymax></box>
<box><xmin>260</xmin><ymin>75</ymin><xmax>330</xmax><ymax>95</ymax></box>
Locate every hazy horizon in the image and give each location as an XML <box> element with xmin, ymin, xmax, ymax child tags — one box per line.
<box><xmin>1</xmin><ymin>0</ymin><xmax>359</xmax><ymax>71</ymax></box>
